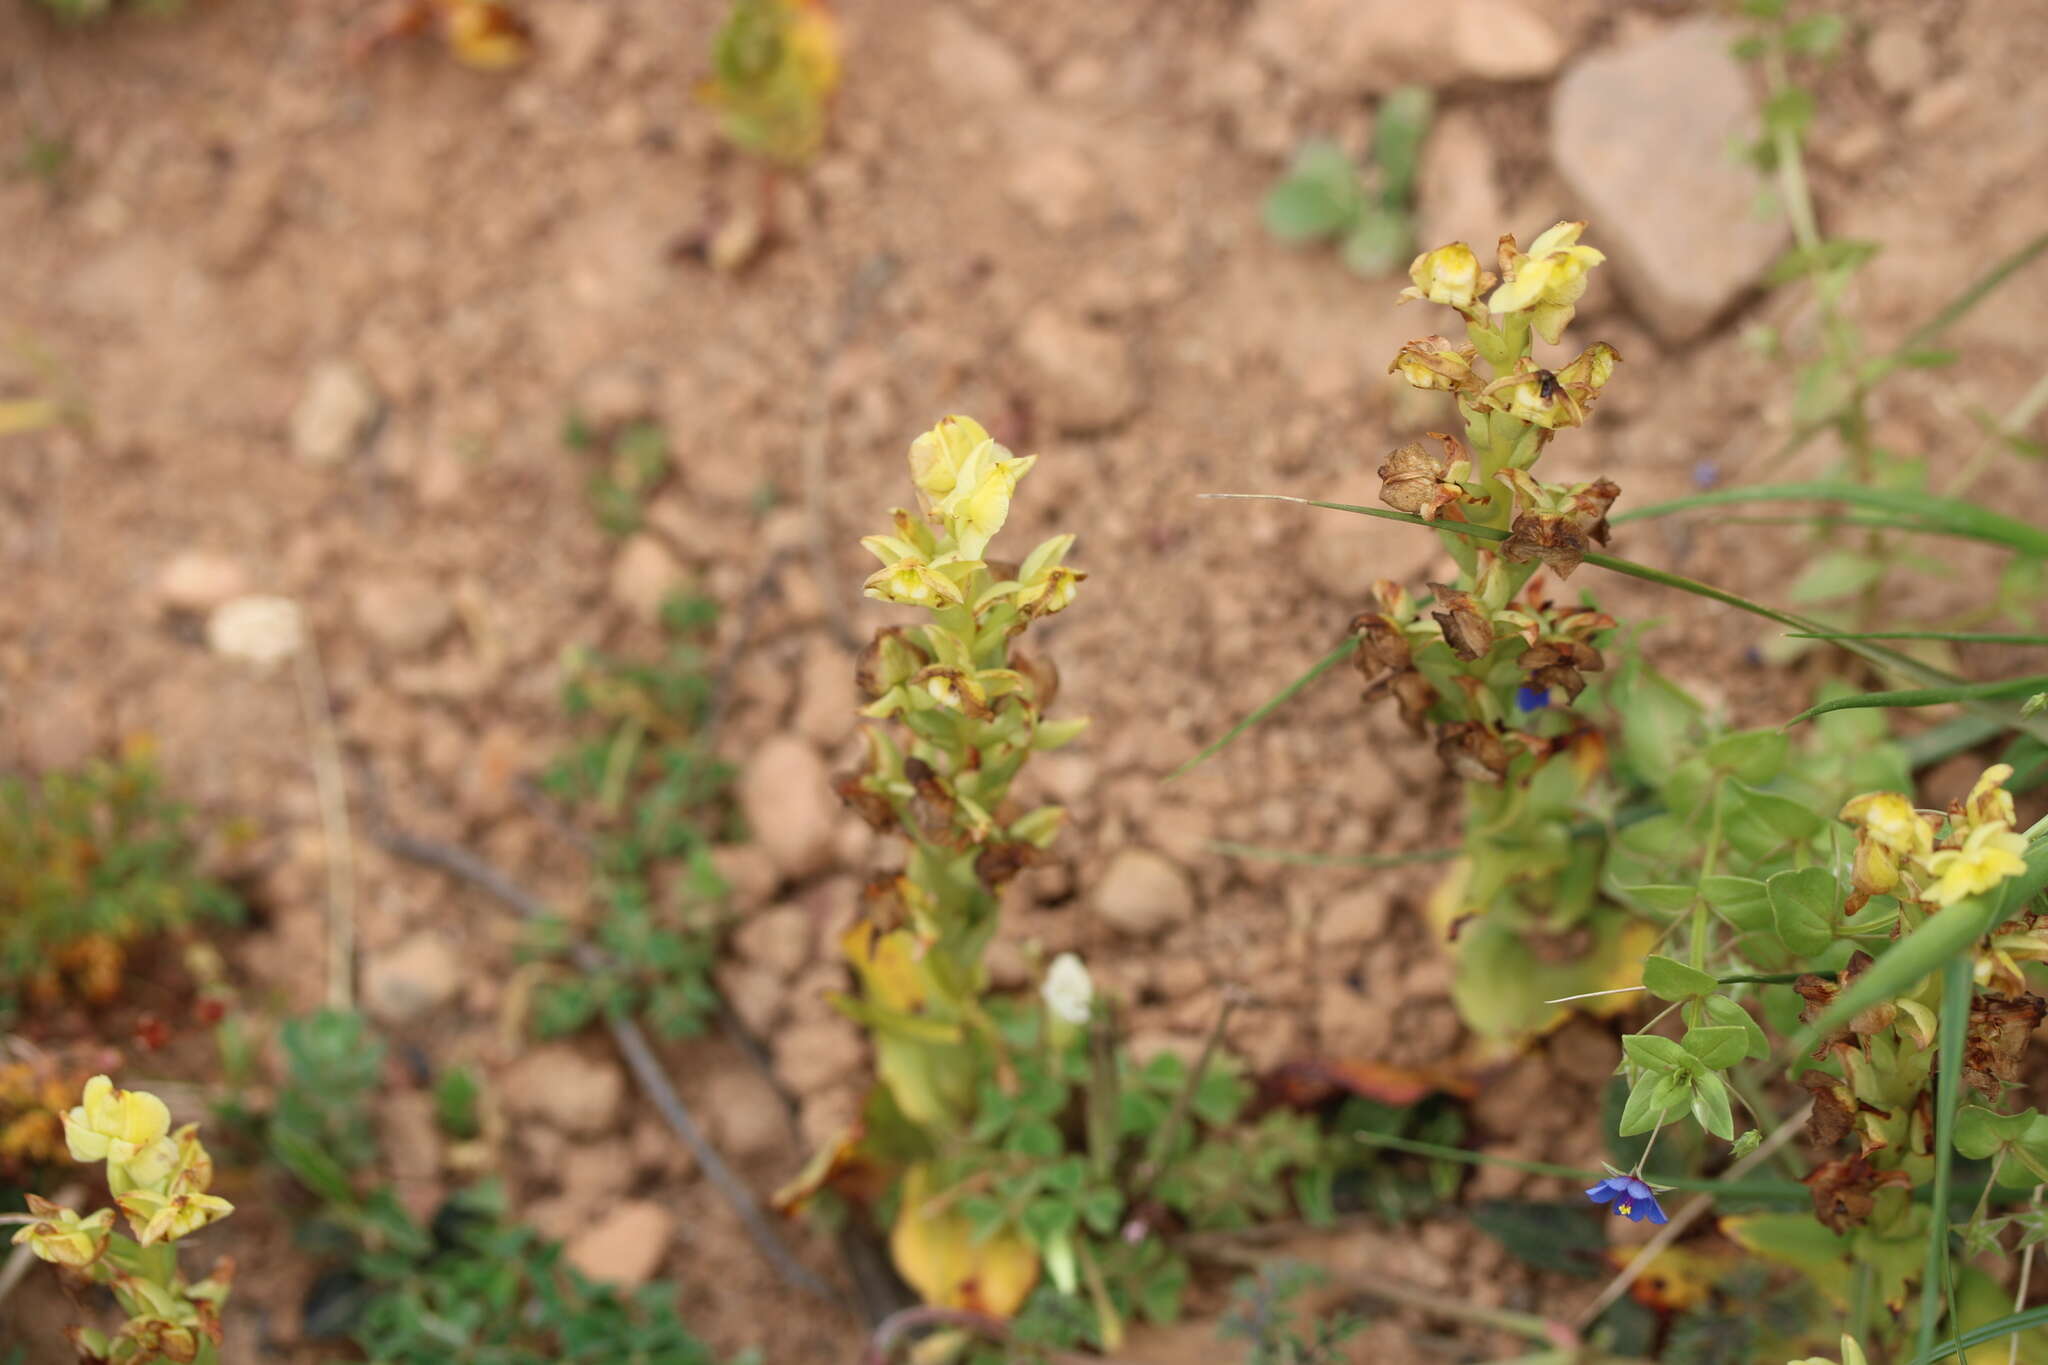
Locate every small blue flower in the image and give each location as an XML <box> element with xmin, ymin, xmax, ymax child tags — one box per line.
<box><xmin>1516</xmin><ymin>684</ymin><xmax>1552</xmax><ymax>712</ymax></box>
<box><xmin>1586</xmin><ymin>1174</ymin><xmax>1668</xmax><ymax>1225</ymax></box>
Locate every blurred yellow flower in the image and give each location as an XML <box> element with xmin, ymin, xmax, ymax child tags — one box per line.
<box><xmin>1839</xmin><ymin>791</ymin><xmax>1932</xmax><ymax>859</ymax></box>
<box><xmin>1923</xmin><ymin>822</ymin><xmax>2029</xmax><ymax>906</ymax></box>
<box><xmin>1400</xmin><ymin>242</ymin><xmax>1491</xmax><ymax>313</ymax></box>
<box><xmin>62</xmin><ymin>1076</ymin><xmax>169</xmax><ymax>1168</ymax></box>
<box><xmin>939</xmin><ymin>444</ymin><xmax>1035</xmax><ymax>560</ymax></box>
<box><xmin>10</xmin><ymin>1196</ymin><xmax>112</xmax><ymax>1269</ymax></box>
<box><xmin>1962</xmin><ymin>762</ymin><xmax>2018</xmax><ymax>831</ymax></box>
<box><xmin>115</xmin><ymin>1189</ymin><xmax>234</xmax><ymax>1247</ymax></box>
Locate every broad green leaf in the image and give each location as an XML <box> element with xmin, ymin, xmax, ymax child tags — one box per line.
<box><xmin>1704</xmin><ymin>728</ymin><xmax>1788</xmax><ymax>784</ymax></box>
<box><xmin>1767</xmin><ymin>866</ymin><xmax>1837</xmax><ymax>956</ymax></box>
<box><xmin>1619</xmin><ymin>1071</ymin><xmax>1688</xmax><ymax>1137</ymax></box>
<box><xmin>1680</xmin><ymin>1025</ymin><xmax>1749</xmax><ymax>1071</ymax></box>
<box><xmin>1642</xmin><ymin>955</ymin><xmax>1719</xmax><ymax>1002</ymax></box>
<box><xmin>1725</xmin><ymin>780</ymin><xmax>1825</xmax><ymax>861</ymax></box>
<box><xmin>1621</xmin><ymin>1033</ymin><xmax>1694</xmax><ymax>1073</ymax></box>
<box><xmin>1262</xmin><ymin>140</ymin><xmax>1362</xmax><ymax>241</ymax></box>
<box><xmin>1953</xmin><ymin>1105</ymin><xmax>2034</xmax><ymax>1160</ymax></box>
<box><xmin>1703</xmin><ymin>995</ymin><xmax>1770</xmax><ymax>1060</ymax></box>
<box><xmin>1690</xmin><ymin>1071</ymin><xmax>1735</xmax><ymax>1140</ymax></box>
<box><xmin>1702</xmin><ymin>875</ymin><xmax>1773</xmax><ymax>931</ymax></box>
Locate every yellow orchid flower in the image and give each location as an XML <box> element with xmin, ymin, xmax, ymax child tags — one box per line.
<box><xmin>114</xmin><ymin>1188</ymin><xmax>235</xmax><ymax>1247</ymax></box>
<box><xmin>1839</xmin><ymin>791</ymin><xmax>1933</xmax><ymax>859</ymax></box>
<box><xmin>860</xmin><ymin>536</ymin><xmax>968</xmax><ymax>608</ymax></box>
<box><xmin>938</xmin><ymin>445</ymin><xmax>1035</xmax><ymax>560</ymax></box>
<box><xmin>907</xmin><ymin>415</ymin><xmax>992</xmax><ymax>510</ymax></box>
<box><xmin>1399</xmin><ymin>242</ymin><xmax>1492</xmax><ymax>313</ymax></box>
<box><xmin>10</xmin><ymin>1196</ymin><xmax>113</xmax><ymax>1269</ymax></box>
<box><xmin>1489</xmin><ymin>221</ymin><xmax>1606</xmax><ymax>343</ymax></box>
<box><xmin>1961</xmin><ymin>762</ymin><xmax>2018</xmax><ymax>831</ymax></box>
<box><xmin>62</xmin><ymin>1076</ymin><xmax>170</xmax><ymax>1168</ymax></box>
<box><xmin>1922</xmin><ymin>821</ymin><xmax>2029</xmax><ymax>906</ymax></box>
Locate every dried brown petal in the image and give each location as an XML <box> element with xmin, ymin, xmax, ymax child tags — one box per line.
<box><xmin>904</xmin><ymin>757</ymin><xmax>963</xmax><ymax>847</ymax></box>
<box><xmin>1436</xmin><ymin>721</ymin><xmax>1509</xmax><ymax>782</ymax></box>
<box><xmin>1377</xmin><ymin>442</ymin><xmax>1446</xmax><ymax>516</ymax></box>
<box><xmin>1428</xmin><ymin>584</ymin><xmax>1494</xmax><ymax>661</ymax></box>
<box><xmin>1802</xmin><ymin>1071</ymin><xmax>1856</xmax><ymax>1149</ymax></box>
<box><xmin>1349</xmin><ymin>613</ymin><xmax>1412</xmax><ymax>674</ymax></box>
<box><xmin>1501</xmin><ymin>513</ymin><xmax>1591</xmax><ymax>579</ymax></box>
<box><xmin>834</xmin><ymin>772</ymin><xmax>896</xmax><ymax>831</ymax></box>
<box><xmin>1804</xmin><ymin>1156</ymin><xmax>1880</xmax><ymax>1234</ymax></box>
<box><xmin>1528</xmin><ymin>662</ymin><xmax>1587</xmax><ymax>701</ymax></box>
<box><xmin>1964</xmin><ymin>992</ymin><xmax>2046</xmax><ymax>1100</ymax></box>
<box><xmin>975</xmin><ymin>841</ymin><xmax>1040</xmax><ymax>888</ymax></box>
<box><xmin>1566</xmin><ymin>479</ymin><xmax>1622</xmax><ymax>546</ymax></box>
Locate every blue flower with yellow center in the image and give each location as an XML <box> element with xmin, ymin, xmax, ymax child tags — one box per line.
<box><xmin>1586</xmin><ymin>1173</ymin><xmax>1668</xmax><ymax>1224</ymax></box>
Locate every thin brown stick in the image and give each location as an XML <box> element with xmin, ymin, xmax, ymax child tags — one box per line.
<box><xmin>1571</xmin><ymin>1102</ymin><xmax>1812</xmax><ymax>1331</ymax></box>
<box><xmin>373</xmin><ymin>826</ymin><xmax>846</xmax><ymax>1311</ymax></box>
<box><xmin>1129</xmin><ymin>989</ymin><xmax>1242</xmax><ymax>1202</ymax></box>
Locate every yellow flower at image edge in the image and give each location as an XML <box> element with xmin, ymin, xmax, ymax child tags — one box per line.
<box><xmin>1923</xmin><ymin>822</ymin><xmax>2029</xmax><ymax>907</ymax></box>
<box><xmin>1839</xmin><ymin>790</ymin><xmax>1932</xmax><ymax>859</ymax></box>
<box><xmin>62</xmin><ymin>1075</ymin><xmax>170</xmax><ymax>1167</ymax></box>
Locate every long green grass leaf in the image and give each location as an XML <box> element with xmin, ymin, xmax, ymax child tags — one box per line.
<box><xmin>1904</xmin><ymin>1304</ymin><xmax>2048</xmax><ymax>1365</ymax></box>
<box><xmin>1785</xmin><ymin>676</ymin><xmax>2048</xmax><ymax>726</ymax></box>
<box><xmin>1169</xmin><ymin>635</ymin><xmax>1354</xmax><ymax>778</ymax></box>
<box><xmin>1792</xmin><ymin>630</ymin><xmax>2048</xmax><ymax>646</ymax></box>
<box><xmin>1915</xmin><ymin>956</ymin><xmax>1971</xmax><ymax>1363</ymax></box>
<box><xmin>1610</xmin><ymin>482</ymin><xmax>2048</xmax><ymax>558</ymax></box>
<box><xmin>1207</xmin><ymin>840</ymin><xmax>1459</xmax><ymax>868</ymax></box>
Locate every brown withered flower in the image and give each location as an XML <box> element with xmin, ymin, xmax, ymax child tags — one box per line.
<box><xmin>1801</xmin><ymin>1070</ymin><xmax>1857</xmax><ymax>1149</ymax></box>
<box><xmin>1501</xmin><ymin>513</ymin><xmax>1593</xmax><ymax>579</ymax></box>
<box><xmin>1964</xmin><ymin>992</ymin><xmax>2047</xmax><ymax>1100</ymax></box>
<box><xmin>855</xmin><ymin>626</ymin><xmax>930</xmax><ymax>699</ymax></box>
<box><xmin>1376</xmin><ymin>434</ymin><xmax>1467</xmax><ymax>522</ymax></box>
<box><xmin>1519</xmin><ymin>640</ymin><xmax>1603</xmax><ymax>702</ymax></box>
<box><xmin>1428</xmin><ymin>583</ymin><xmax>1494</xmax><ymax>661</ymax></box>
<box><xmin>1804</xmin><ymin>1156</ymin><xmax>1910</xmax><ymax>1234</ymax></box>
<box><xmin>834</xmin><ymin>772</ymin><xmax>897</xmax><ymax>832</ymax></box>
<box><xmin>1565</xmin><ymin>478</ymin><xmax>1621</xmax><ymax>545</ymax></box>
<box><xmin>1349</xmin><ymin>611</ymin><xmax>1412</xmax><ymax>676</ymax></box>
<box><xmin>1362</xmin><ymin>669</ymin><xmax>1438</xmax><ymax>736</ymax></box>
<box><xmin>974</xmin><ymin>841</ymin><xmax>1040</xmax><ymax>889</ymax></box>
<box><xmin>1436</xmin><ymin>721</ymin><xmax>1510</xmax><ymax>782</ymax></box>
<box><xmin>1388</xmin><ymin>335</ymin><xmax>1480</xmax><ymax>392</ymax></box>
<box><xmin>903</xmin><ymin>757</ymin><xmax>964</xmax><ymax>847</ymax></box>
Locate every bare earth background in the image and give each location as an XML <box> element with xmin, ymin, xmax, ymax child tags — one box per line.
<box><xmin>3</xmin><ymin>0</ymin><xmax>2047</xmax><ymax>1359</ymax></box>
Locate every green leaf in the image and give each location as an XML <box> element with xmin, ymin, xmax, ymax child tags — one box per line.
<box><xmin>1612</xmin><ymin>481</ymin><xmax>2048</xmax><ymax>559</ymax></box>
<box><xmin>1705</xmin><ymin>729</ymin><xmax>1789</xmax><ymax>783</ymax></box>
<box><xmin>1680</xmin><ymin>1025</ymin><xmax>1750</xmax><ymax>1071</ymax></box>
<box><xmin>1762</xmin><ymin>86</ymin><xmax>1815</xmax><ymax>138</ymax></box>
<box><xmin>1618</xmin><ymin>1071</ymin><xmax>1688</xmax><ymax>1137</ymax></box>
<box><xmin>1915</xmin><ymin>956</ymin><xmax>1972</xmax><ymax>1363</ymax></box>
<box><xmin>1703</xmin><ymin>995</ymin><xmax>1771</xmax><ymax>1060</ymax></box>
<box><xmin>1901</xmin><ymin>1306</ymin><xmax>2048</xmax><ymax>1365</ymax></box>
<box><xmin>1621</xmin><ymin>1033</ymin><xmax>1694</xmax><ymax>1073</ymax></box>
<box><xmin>1783</xmin><ymin>13</ymin><xmax>1846</xmax><ymax>56</ymax></box>
<box><xmin>1690</xmin><ymin>1072</ymin><xmax>1736</xmax><ymax>1140</ymax></box>
<box><xmin>1642</xmin><ymin>955</ymin><xmax>1719</xmax><ymax>1002</ymax></box>
<box><xmin>1262</xmin><ymin>141</ymin><xmax>1362</xmax><ymax>242</ymax></box>
<box><xmin>1953</xmin><ymin>1105</ymin><xmax>2034</xmax><ymax>1160</ymax></box>
<box><xmin>1703</xmin><ymin>875</ymin><xmax>1774</xmax><ymax>931</ymax></box>
<box><xmin>1767</xmin><ymin>866</ymin><xmax>1838</xmax><ymax>956</ymax></box>
<box><xmin>1787</xmin><ymin>675</ymin><xmax>2048</xmax><ymax>726</ymax></box>
<box><xmin>1725</xmin><ymin>781</ymin><xmax>1825</xmax><ymax>862</ymax></box>
<box><xmin>1731</xmin><ymin>1129</ymin><xmax>1763</xmax><ymax>1158</ymax></box>
<box><xmin>1370</xmin><ymin>85</ymin><xmax>1433</xmax><ymax>196</ymax></box>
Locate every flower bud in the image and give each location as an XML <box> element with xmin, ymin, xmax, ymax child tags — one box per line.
<box><xmin>63</xmin><ymin>1076</ymin><xmax>171</xmax><ymax>1169</ymax></box>
<box><xmin>1041</xmin><ymin>952</ymin><xmax>1094</xmax><ymax>1027</ymax></box>
<box><xmin>907</xmin><ymin>415</ymin><xmax>992</xmax><ymax>509</ymax></box>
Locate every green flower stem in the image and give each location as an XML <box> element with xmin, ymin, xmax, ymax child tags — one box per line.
<box><xmin>1686</xmin><ymin>782</ymin><xmax>1728</xmax><ymax>1028</ymax></box>
<box><xmin>1916</xmin><ymin>954</ymin><xmax>1973</xmax><ymax>1362</ymax></box>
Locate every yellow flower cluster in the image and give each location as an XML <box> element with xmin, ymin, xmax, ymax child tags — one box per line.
<box><xmin>1398</xmin><ymin>221</ymin><xmax>1606</xmax><ymax>343</ymax></box>
<box><xmin>1841</xmin><ymin>764</ymin><xmax>2031</xmax><ymax>907</ymax></box>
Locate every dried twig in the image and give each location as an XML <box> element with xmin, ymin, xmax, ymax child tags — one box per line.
<box><xmin>1129</xmin><ymin>988</ymin><xmax>1242</xmax><ymax>1203</ymax></box>
<box><xmin>1571</xmin><ymin>1103</ymin><xmax>1812</xmax><ymax>1331</ymax></box>
<box><xmin>372</xmin><ymin>826</ymin><xmax>846</xmax><ymax>1311</ymax></box>
<box><xmin>294</xmin><ymin>633</ymin><xmax>356</xmax><ymax>1012</ymax></box>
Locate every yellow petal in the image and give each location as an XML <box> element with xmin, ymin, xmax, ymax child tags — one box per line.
<box><xmin>890</xmin><ymin>1165</ymin><xmax>1040</xmax><ymax>1316</ymax></box>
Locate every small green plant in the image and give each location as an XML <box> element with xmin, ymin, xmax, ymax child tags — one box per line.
<box><xmin>1263</xmin><ymin>87</ymin><xmax>1433</xmax><ymax>278</ymax></box>
<box><xmin>13</xmin><ymin>1075</ymin><xmax>236</xmax><ymax>1363</ymax></box>
<box><xmin>531</xmin><ymin>595</ymin><xmax>732</xmax><ymax>1041</ymax></box>
<box><xmin>0</xmin><ymin>745</ymin><xmax>241</xmax><ymax>1027</ymax></box>
<box><xmin>699</xmin><ymin>0</ymin><xmax>840</xmax><ymax>171</ymax></box>
<box><xmin>565</xmin><ymin>414</ymin><xmax>672</xmax><ymax>539</ymax></box>
<box><xmin>262</xmin><ymin>1009</ymin><xmax>741</xmax><ymax>1363</ymax></box>
<box><xmin>1218</xmin><ymin>1262</ymin><xmax>1364</xmax><ymax>1365</ymax></box>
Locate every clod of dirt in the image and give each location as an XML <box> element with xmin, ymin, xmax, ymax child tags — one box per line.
<box><xmin>609</xmin><ymin>534</ymin><xmax>688</xmax><ymax>624</ymax></box>
<box><xmin>731</xmin><ymin>903</ymin><xmax>816</xmax><ymax>981</ymax></box>
<box><xmin>351</xmin><ymin>576</ymin><xmax>456</xmax><ymax>657</ymax></box>
<box><xmin>1247</xmin><ymin>0</ymin><xmax>1564</xmax><ymax>98</ymax></box>
<box><xmin>363</xmin><ymin>930</ymin><xmax>463</xmax><ymax>1024</ymax></box>
<box><xmin>737</xmin><ymin>735</ymin><xmax>837</xmax><ymax>882</ymax></box>
<box><xmin>700</xmin><ymin>1064</ymin><xmax>792</xmax><ymax>1162</ymax></box>
<box><xmin>563</xmin><ymin>1200</ymin><xmax>677</xmax><ymax>1288</ymax></box>
<box><xmin>1312</xmin><ymin>886</ymin><xmax>1392</xmax><ymax>947</ymax></box>
<box><xmin>1093</xmin><ymin>846</ymin><xmax>1197</xmax><ymax>938</ymax></box>
<box><xmin>1018</xmin><ymin>307</ymin><xmax>1141</xmax><ymax>434</ymax></box>
<box><xmin>1550</xmin><ymin>19</ymin><xmax>1789</xmax><ymax>342</ymax></box>
<box><xmin>501</xmin><ymin>1044</ymin><xmax>626</xmax><ymax>1137</ymax></box>
<box><xmin>772</xmin><ymin>1019</ymin><xmax>864</xmax><ymax>1097</ymax></box>
<box><xmin>289</xmin><ymin>359</ymin><xmax>383</xmax><ymax>467</ymax></box>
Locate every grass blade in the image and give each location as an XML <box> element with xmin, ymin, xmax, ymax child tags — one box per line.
<box><xmin>1169</xmin><ymin>634</ymin><xmax>1355</xmax><ymax>778</ymax></box>
<box><xmin>1785</xmin><ymin>676</ymin><xmax>2048</xmax><ymax>726</ymax></box>
<box><xmin>1884</xmin><ymin>229</ymin><xmax>2048</xmax><ymax>376</ymax></box>
<box><xmin>1207</xmin><ymin>840</ymin><xmax>1459</xmax><ymax>868</ymax></box>
<box><xmin>1904</xmin><ymin>1304</ymin><xmax>2048</xmax><ymax>1365</ymax></box>
<box><xmin>1610</xmin><ymin>482</ymin><xmax>2048</xmax><ymax>558</ymax></box>
<box><xmin>1791</xmin><ymin>630</ymin><xmax>2048</xmax><ymax>646</ymax></box>
<box><xmin>1915</xmin><ymin>955</ymin><xmax>1972</xmax><ymax>1363</ymax></box>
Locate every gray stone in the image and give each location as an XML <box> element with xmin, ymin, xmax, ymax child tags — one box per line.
<box><xmin>1094</xmin><ymin>847</ymin><xmax>1196</xmax><ymax>937</ymax></box>
<box><xmin>291</xmin><ymin>359</ymin><xmax>381</xmax><ymax>466</ymax></box>
<box><xmin>1550</xmin><ymin>20</ymin><xmax>1789</xmax><ymax>342</ymax></box>
<box><xmin>363</xmin><ymin>932</ymin><xmax>461</xmax><ymax>1024</ymax></box>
